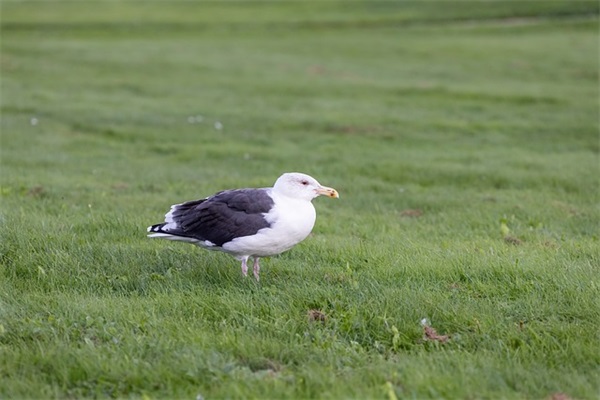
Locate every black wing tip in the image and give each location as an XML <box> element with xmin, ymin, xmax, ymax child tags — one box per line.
<box><xmin>147</xmin><ymin>223</ymin><xmax>166</xmax><ymax>233</ymax></box>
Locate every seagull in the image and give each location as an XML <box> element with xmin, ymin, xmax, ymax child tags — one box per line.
<box><xmin>147</xmin><ymin>172</ymin><xmax>339</xmax><ymax>280</ymax></box>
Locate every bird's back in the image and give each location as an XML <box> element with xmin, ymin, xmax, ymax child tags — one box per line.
<box><xmin>147</xmin><ymin>188</ymin><xmax>275</xmax><ymax>248</ymax></box>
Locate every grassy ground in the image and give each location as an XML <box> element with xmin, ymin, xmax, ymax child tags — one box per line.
<box><xmin>1</xmin><ymin>1</ymin><xmax>599</xmax><ymax>398</ymax></box>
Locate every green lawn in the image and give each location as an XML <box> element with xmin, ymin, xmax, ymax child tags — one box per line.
<box><xmin>1</xmin><ymin>1</ymin><xmax>599</xmax><ymax>398</ymax></box>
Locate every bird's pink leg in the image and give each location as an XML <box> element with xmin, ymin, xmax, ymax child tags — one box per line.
<box><xmin>241</xmin><ymin>256</ymin><xmax>249</xmax><ymax>277</ymax></box>
<box><xmin>252</xmin><ymin>257</ymin><xmax>260</xmax><ymax>281</ymax></box>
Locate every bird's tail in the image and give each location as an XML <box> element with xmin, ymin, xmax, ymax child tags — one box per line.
<box><xmin>147</xmin><ymin>223</ymin><xmax>199</xmax><ymax>244</ymax></box>
<box><xmin>147</xmin><ymin>223</ymin><xmax>169</xmax><ymax>238</ymax></box>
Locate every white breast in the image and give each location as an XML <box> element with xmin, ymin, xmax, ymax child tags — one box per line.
<box><xmin>222</xmin><ymin>192</ymin><xmax>316</xmax><ymax>257</ymax></box>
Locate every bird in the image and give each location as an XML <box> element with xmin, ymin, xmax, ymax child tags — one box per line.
<box><xmin>147</xmin><ymin>172</ymin><xmax>339</xmax><ymax>280</ymax></box>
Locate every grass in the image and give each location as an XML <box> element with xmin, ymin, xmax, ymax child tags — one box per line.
<box><xmin>1</xmin><ymin>1</ymin><xmax>599</xmax><ymax>398</ymax></box>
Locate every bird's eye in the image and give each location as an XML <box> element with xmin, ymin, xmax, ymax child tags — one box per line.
<box><xmin>301</xmin><ymin>180</ymin><xmax>309</xmax><ymax>185</ymax></box>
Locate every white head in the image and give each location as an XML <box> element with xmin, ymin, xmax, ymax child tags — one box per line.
<box><xmin>273</xmin><ymin>172</ymin><xmax>339</xmax><ymax>201</ymax></box>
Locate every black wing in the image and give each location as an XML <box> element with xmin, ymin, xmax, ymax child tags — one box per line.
<box><xmin>155</xmin><ymin>188</ymin><xmax>275</xmax><ymax>246</ymax></box>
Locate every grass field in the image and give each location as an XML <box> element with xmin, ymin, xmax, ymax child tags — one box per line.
<box><xmin>1</xmin><ymin>1</ymin><xmax>599</xmax><ymax>398</ymax></box>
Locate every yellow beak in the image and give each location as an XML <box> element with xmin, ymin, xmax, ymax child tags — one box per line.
<box><xmin>316</xmin><ymin>186</ymin><xmax>339</xmax><ymax>199</ymax></box>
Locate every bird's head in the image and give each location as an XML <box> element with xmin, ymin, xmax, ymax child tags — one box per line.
<box><xmin>273</xmin><ymin>172</ymin><xmax>339</xmax><ymax>201</ymax></box>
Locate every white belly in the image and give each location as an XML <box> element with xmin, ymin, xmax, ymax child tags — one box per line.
<box><xmin>222</xmin><ymin>195</ymin><xmax>316</xmax><ymax>257</ymax></box>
